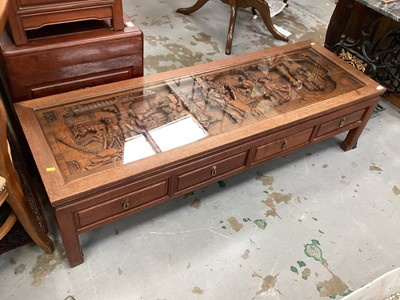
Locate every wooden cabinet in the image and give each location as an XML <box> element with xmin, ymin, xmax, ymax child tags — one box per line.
<box><xmin>7</xmin><ymin>0</ymin><xmax>124</xmax><ymax>45</ymax></box>
<box><xmin>0</xmin><ymin>17</ymin><xmax>143</xmax><ymax>102</ymax></box>
<box><xmin>14</xmin><ymin>41</ymin><xmax>385</xmax><ymax>267</ymax></box>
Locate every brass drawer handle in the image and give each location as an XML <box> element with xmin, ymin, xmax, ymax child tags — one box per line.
<box><xmin>281</xmin><ymin>138</ymin><xmax>288</xmax><ymax>150</ymax></box>
<box><xmin>211</xmin><ymin>165</ymin><xmax>217</xmax><ymax>177</ymax></box>
<box><xmin>339</xmin><ymin>117</ymin><xmax>346</xmax><ymax>128</ymax></box>
<box><xmin>122</xmin><ymin>198</ymin><xmax>130</xmax><ymax>210</ymax></box>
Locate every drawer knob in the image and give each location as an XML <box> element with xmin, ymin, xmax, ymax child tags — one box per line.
<box><xmin>122</xmin><ymin>198</ymin><xmax>130</xmax><ymax>210</ymax></box>
<box><xmin>281</xmin><ymin>138</ymin><xmax>288</xmax><ymax>150</ymax></box>
<box><xmin>339</xmin><ymin>117</ymin><xmax>346</xmax><ymax>128</ymax></box>
<box><xmin>211</xmin><ymin>165</ymin><xmax>217</xmax><ymax>177</ymax></box>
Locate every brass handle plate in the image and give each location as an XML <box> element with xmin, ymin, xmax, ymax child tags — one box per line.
<box><xmin>339</xmin><ymin>117</ymin><xmax>346</xmax><ymax>128</ymax></box>
<box><xmin>281</xmin><ymin>138</ymin><xmax>288</xmax><ymax>150</ymax></box>
<box><xmin>122</xmin><ymin>198</ymin><xmax>130</xmax><ymax>210</ymax></box>
<box><xmin>211</xmin><ymin>165</ymin><xmax>217</xmax><ymax>177</ymax></box>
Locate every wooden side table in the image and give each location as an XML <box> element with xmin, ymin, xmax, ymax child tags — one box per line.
<box><xmin>177</xmin><ymin>0</ymin><xmax>289</xmax><ymax>55</ymax></box>
<box><xmin>7</xmin><ymin>0</ymin><xmax>124</xmax><ymax>45</ymax></box>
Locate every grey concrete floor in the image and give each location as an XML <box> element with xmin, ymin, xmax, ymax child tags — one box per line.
<box><xmin>1</xmin><ymin>0</ymin><xmax>400</xmax><ymax>299</ymax></box>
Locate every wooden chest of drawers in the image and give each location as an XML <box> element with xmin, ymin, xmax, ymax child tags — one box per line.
<box><xmin>7</xmin><ymin>0</ymin><xmax>124</xmax><ymax>45</ymax></box>
<box><xmin>0</xmin><ymin>17</ymin><xmax>143</xmax><ymax>102</ymax></box>
<box><xmin>14</xmin><ymin>41</ymin><xmax>385</xmax><ymax>267</ymax></box>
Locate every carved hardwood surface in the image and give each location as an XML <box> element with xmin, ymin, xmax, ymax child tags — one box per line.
<box><xmin>34</xmin><ymin>47</ymin><xmax>361</xmax><ymax>182</ymax></box>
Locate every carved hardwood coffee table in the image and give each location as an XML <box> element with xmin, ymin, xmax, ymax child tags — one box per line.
<box><xmin>15</xmin><ymin>41</ymin><xmax>385</xmax><ymax>267</ymax></box>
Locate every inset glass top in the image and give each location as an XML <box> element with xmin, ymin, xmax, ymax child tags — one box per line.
<box><xmin>35</xmin><ymin>47</ymin><xmax>364</xmax><ymax>181</ymax></box>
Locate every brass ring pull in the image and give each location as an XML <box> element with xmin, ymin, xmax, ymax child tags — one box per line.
<box><xmin>339</xmin><ymin>118</ymin><xmax>346</xmax><ymax>128</ymax></box>
<box><xmin>281</xmin><ymin>138</ymin><xmax>288</xmax><ymax>150</ymax></box>
<box><xmin>122</xmin><ymin>198</ymin><xmax>130</xmax><ymax>210</ymax></box>
<box><xmin>211</xmin><ymin>165</ymin><xmax>217</xmax><ymax>177</ymax></box>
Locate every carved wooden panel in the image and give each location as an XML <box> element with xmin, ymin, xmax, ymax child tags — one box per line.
<box><xmin>34</xmin><ymin>47</ymin><xmax>363</xmax><ymax>181</ymax></box>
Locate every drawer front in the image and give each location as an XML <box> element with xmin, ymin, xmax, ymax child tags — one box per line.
<box><xmin>3</xmin><ymin>26</ymin><xmax>143</xmax><ymax>102</ymax></box>
<box><xmin>18</xmin><ymin>0</ymin><xmax>116</xmax><ymax>8</ymax></box>
<box><xmin>253</xmin><ymin>128</ymin><xmax>314</xmax><ymax>164</ymax></box>
<box><xmin>77</xmin><ymin>180</ymin><xmax>168</xmax><ymax>229</ymax></box>
<box><xmin>316</xmin><ymin>109</ymin><xmax>366</xmax><ymax>138</ymax></box>
<box><xmin>175</xmin><ymin>151</ymin><xmax>249</xmax><ymax>193</ymax></box>
<box><xmin>30</xmin><ymin>68</ymin><xmax>135</xmax><ymax>99</ymax></box>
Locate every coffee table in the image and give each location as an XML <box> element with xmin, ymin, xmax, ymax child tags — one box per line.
<box><xmin>14</xmin><ymin>41</ymin><xmax>385</xmax><ymax>267</ymax></box>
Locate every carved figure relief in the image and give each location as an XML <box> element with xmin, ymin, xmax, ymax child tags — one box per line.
<box><xmin>36</xmin><ymin>49</ymin><xmax>362</xmax><ymax>180</ymax></box>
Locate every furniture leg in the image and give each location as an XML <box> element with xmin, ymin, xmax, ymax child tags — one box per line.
<box><xmin>7</xmin><ymin>185</ymin><xmax>54</xmax><ymax>253</ymax></box>
<box><xmin>56</xmin><ymin>209</ymin><xmax>84</xmax><ymax>267</ymax></box>
<box><xmin>226</xmin><ymin>0</ymin><xmax>240</xmax><ymax>55</ymax></box>
<box><xmin>250</xmin><ymin>0</ymin><xmax>288</xmax><ymax>42</ymax></box>
<box><xmin>176</xmin><ymin>0</ymin><xmax>210</xmax><ymax>15</ymax></box>
<box><xmin>340</xmin><ymin>102</ymin><xmax>377</xmax><ymax>151</ymax></box>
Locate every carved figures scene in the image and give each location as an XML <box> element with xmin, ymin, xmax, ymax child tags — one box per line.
<box><xmin>37</xmin><ymin>49</ymin><xmax>362</xmax><ymax>179</ymax></box>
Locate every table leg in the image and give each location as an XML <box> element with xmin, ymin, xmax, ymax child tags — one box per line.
<box><xmin>176</xmin><ymin>0</ymin><xmax>210</xmax><ymax>15</ymax></box>
<box><xmin>340</xmin><ymin>103</ymin><xmax>377</xmax><ymax>151</ymax></box>
<box><xmin>225</xmin><ymin>0</ymin><xmax>240</xmax><ymax>55</ymax></box>
<box><xmin>250</xmin><ymin>0</ymin><xmax>289</xmax><ymax>43</ymax></box>
<box><xmin>56</xmin><ymin>209</ymin><xmax>84</xmax><ymax>267</ymax></box>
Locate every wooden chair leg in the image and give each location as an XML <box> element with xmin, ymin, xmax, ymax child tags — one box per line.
<box><xmin>6</xmin><ymin>180</ymin><xmax>54</xmax><ymax>254</ymax></box>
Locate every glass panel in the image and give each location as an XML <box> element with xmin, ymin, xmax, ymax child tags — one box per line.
<box><xmin>34</xmin><ymin>47</ymin><xmax>364</xmax><ymax>181</ymax></box>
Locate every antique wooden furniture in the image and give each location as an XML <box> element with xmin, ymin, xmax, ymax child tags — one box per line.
<box><xmin>0</xmin><ymin>0</ymin><xmax>7</xmax><ymax>33</ymax></box>
<box><xmin>324</xmin><ymin>0</ymin><xmax>399</xmax><ymax>94</ymax></box>
<box><xmin>0</xmin><ymin>98</ymin><xmax>54</xmax><ymax>253</ymax></box>
<box><xmin>0</xmin><ymin>0</ymin><xmax>15</xmax><ymax>241</ymax></box>
<box><xmin>177</xmin><ymin>0</ymin><xmax>289</xmax><ymax>55</ymax></box>
<box><xmin>7</xmin><ymin>0</ymin><xmax>124</xmax><ymax>45</ymax></box>
<box><xmin>0</xmin><ymin>16</ymin><xmax>143</xmax><ymax>102</ymax></box>
<box><xmin>0</xmin><ymin>0</ymin><xmax>53</xmax><ymax>254</ymax></box>
<box><xmin>14</xmin><ymin>41</ymin><xmax>385</xmax><ymax>267</ymax></box>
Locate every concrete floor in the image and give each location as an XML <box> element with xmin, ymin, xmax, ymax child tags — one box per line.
<box><xmin>1</xmin><ymin>0</ymin><xmax>400</xmax><ymax>299</ymax></box>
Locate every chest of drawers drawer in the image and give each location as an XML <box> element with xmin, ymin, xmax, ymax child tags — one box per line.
<box><xmin>252</xmin><ymin>127</ymin><xmax>314</xmax><ymax>164</ymax></box>
<box><xmin>76</xmin><ymin>179</ymin><xmax>169</xmax><ymax>230</ymax></box>
<box><xmin>173</xmin><ymin>149</ymin><xmax>250</xmax><ymax>194</ymax></box>
<box><xmin>316</xmin><ymin>108</ymin><xmax>366</xmax><ymax>138</ymax></box>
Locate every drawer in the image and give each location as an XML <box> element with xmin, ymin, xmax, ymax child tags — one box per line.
<box><xmin>77</xmin><ymin>179</ymin><xmax>168</xmax><ymax>229</ymax></box>
<box><xmin>29</xmin><ymin>67</ymin><xmax>135</xmax><ymax>99</ymax></box>
<box><xmin>253</xmin><ymin>128</ymin><xmax>314</xmax><ymax>164</ymax></box>
<box><xmin>316</xmin><ymin>109</ymin><xmax>366</xmax><ymax>138</ymax></box>
<box><xmin>174</xmin><ymin>150</ymin><xmax>249</xmax><ymax>194</ymax></box>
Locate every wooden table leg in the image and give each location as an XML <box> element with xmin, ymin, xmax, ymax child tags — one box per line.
<box><xmin>176</xmin><ymin>0</ymin><xmax>210</xmax><ymax>15</ymax></box>
<box><xmin>340</xmin><ymin>102</ymin><xmax>377</xmax><ymax>151</ymax></box>
<box><xmin>248</xmin><ymin>0</ymin><xmax>289</xmax><ymax>43</ymax></box>
<box><xmin>56</xmin><ymin>209</ymin><xmax>84</xmax><ymax>267</ymax></box>
<box><xmin>177</xmin><ymin>0</ymin><xmax>289</xmax><ymax>55</ymax></box>
<box><xmin>226</xmin><ymin>0</ymin><xmax>240</xmax><ymax>55</ymax></box>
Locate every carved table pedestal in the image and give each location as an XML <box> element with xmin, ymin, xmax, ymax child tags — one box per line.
<box><xmin>177</xmin><ymin>0</ymin><xmax>289</xmax><ymax>54</ymax></box>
